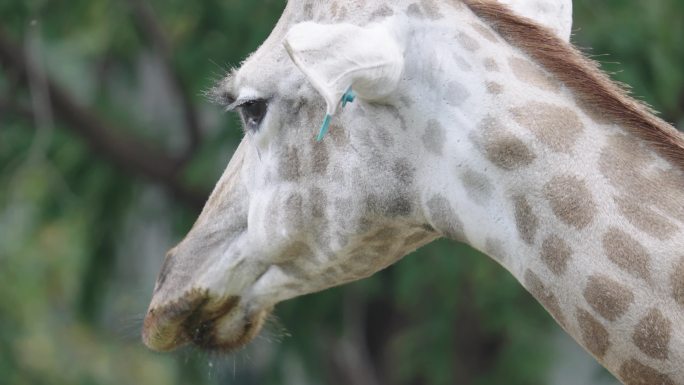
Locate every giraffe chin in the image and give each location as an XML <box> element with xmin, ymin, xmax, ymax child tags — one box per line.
<box><xmin>142</xmin><ymin>289</ymin><xmax>271</xmax><ymax>353</ymax></box>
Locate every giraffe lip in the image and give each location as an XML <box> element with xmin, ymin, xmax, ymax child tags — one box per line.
<box><xmin>141</xmin><ymin>289</ymin><xmax>240</xmax><ymax>352</ymax></box>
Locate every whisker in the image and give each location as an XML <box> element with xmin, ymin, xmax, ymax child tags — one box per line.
<box><xmin>113</xmin><ymin>313</ymin><xmax>147</xmax><ymax>341</ymax></box>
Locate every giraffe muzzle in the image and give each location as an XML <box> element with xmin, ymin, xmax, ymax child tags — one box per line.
<box><xmin>142</xmin><ymin>289</ymin><xmax>270</xmax><ymax>353</ymax></box>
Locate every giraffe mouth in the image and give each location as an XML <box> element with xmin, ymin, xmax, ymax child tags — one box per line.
<box><xmin>142</xmin><ymin>289</ymin><xmax>270</xmax><ymax>352</ymax></box>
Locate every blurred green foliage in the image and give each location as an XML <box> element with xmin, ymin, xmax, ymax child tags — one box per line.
<box><xmin>0</xmin><ymin>1</ymin><xmax>681</xmax><ymax>384</ymax></box>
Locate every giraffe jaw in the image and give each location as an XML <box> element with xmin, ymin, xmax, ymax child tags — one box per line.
<box><xmin>141</xmin><ymin>289</ymin><xmax>271</xmax><ymax>353</ymax></box>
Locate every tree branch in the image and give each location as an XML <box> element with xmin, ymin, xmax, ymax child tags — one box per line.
<box><xmin>124</xmin><ymin>0</ymin><xmax>202</xmax><ymax>164</ymax></box>
<box><xmin>0</xmin><ymin>29</ymin><xmax>208</xmax><ymax>211</ymax></box>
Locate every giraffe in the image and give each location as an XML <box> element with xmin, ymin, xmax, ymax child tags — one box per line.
<box><xmin>141</xmin><ymin>1</ymin><xmax>684</xmax><ymax>383</ymax></box>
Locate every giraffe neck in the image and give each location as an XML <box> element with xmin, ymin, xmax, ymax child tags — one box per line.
<box><xmin>405</xmin><ymin>10</ymin><xmax>684</xmax><ymax>383</ymax></box>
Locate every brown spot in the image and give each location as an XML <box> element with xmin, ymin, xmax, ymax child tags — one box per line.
<box><xmin>373</xmin><ymin>125</ymin><xmax>394</xmax><ymax>148</ymax></box>
<box><xmin>280</xmin><ymin>241</ymin><xmax>314</xmax><ymax>261</ymax></box>
<box><xmin>460</xmin><ymin>168</ymin><xmax>493</xmax><ymax>205</ymax></box>
<box><xmin>576</xmin><ymin>308</ymin><xmax>611</xmax><ymax>358</ymax></box>
<box><xmin>369</xmin><ymin>5</ymin><xmax>393</xmax><ymax>20</ymax></box>
<box><xmin>614</xmin><ymin>196</ymin><xmax>678</xmax><ymax>241</ymax></box>
<box><xmin>279</xmin><ymin>146</ymin><xmax>301</xmax><ymax>181</ymax></box>
<box><xmin>484</xmin><ymin>136</ymin><xmax>535</xmax><ymax>170</ymax></box>
<box><xmin>471</xmin><ymin>22</ymin><xmax>498</xmax><ymax>43</ymax></box>
<box><xmin>543</xmin><ymin>175</ymin><xmax>596</xmax><ymax>230</ymax></box>
<box><xmin>309</xmin><ymin>187</ymin><xmax>327</xmax><ymax>219</ymax></box>
<box><xmin>302</xmin><ymin>4</ymin><xmax>314</xmax><ymax>20</ymax></box>
<box><xmin>406</xmin><ymin>3</ymin><xmax>424</xmax><ymax>18</ymax></box>
<box><xmin>311</xmin><ymin>141</ymin><xmax>329</xmax><ymax>175</ymax></box>
<box><xmin>336</xmin><ymin>6</ymin><xmax>348</xmax><ymax>20</ymax></box>
<box><xmin>599</xmin><ymin>134</ymin><xmax>684</xmax><ymax>226</ymax></box>
<box><xmin>457</xmin><ymin>31</ymin><xmax>480</xmax><ymax>51</ymax></box>
<box><xmin>483</xmin><ymin>57</ymin><xmax>499</xmax><ymax>72</ymax></box>
<box><xmin>445</xmin><ymin>81</ymin><xmax>470</xmax><ymax>106</ymax></box>
<box><xmin>540</xmin><ymin>234</ymin><xmax>572</xmax><ymax>275</ymax></box>
<box><xmin>365</xmin><ymin>193</ymin><xmax>413</xmax><ymax>218</ymax></box>
<box><xmin>391</xmin><ymin>198</ymin><xmax>413</xmax><ymax>217</ymax></box>
<box><xmin>422</xmin><ymin>119</ymin><xmax>446</xmax><ymax>155</ymax></box>
<box><xmin>578</xmin><ymin>98</ymin><xmax>613</xmax><ymax>125</ymax></box>
<box><xmin>602</xmin><ymin>228</ymin><xmax>652</xmax><ymax>281</ymax></box>
<box><xmin>673</xmin><ymin>256</ymin><xmax>684</xmax><ymax>308</ymax></box>
<box><xmin>510</xmin><ymin>102</ymin><xmax>584</xmax><ymax>153</ymax></box>
<box><xmin>524</xmin><ymin>270</ymin><xmax>566</xmax><ymax>326</ymax></box>
<box><xmin>600</xmin><ymin>147</ymin><xmax>671</xmax><ymax>229</ymax></box>
<box><xmin>513</xmin><ymin>195</ymin><xmax>538</xmax><ymax>245</ymax></box>
<box><xmin>508</xmin><ymin>56</ymin><xmax>560</xmax><ymax>92</ymax></box>
<box><xmin>282</xmin><ymin>193</ymin><xmax>304</xmax><ymax>229</ymax></box>
<box><xmin>420</xmin><ymin>0</ymin><xmax>443</xmax><ymax>20</ymax></box>
<box><xmin>598</xmin><ymin>134</ymin><xmax>655</xmax><ymax>188</ymax></box>
<box><xmin>652</xmin><ymin>169</ymin><xmax>684</xmax><ymax>223</ymax></box>
<box><xmin>393</xmin><ymin>158</ymin><xmax>415</xmax><ymax>185</ymax></box>
<box><xmin>328</xmin><ymin>123</ymin><xmax>349</xmax><ymax>148</ymax></box>
<box><xmin>632</xmin><ymin>308</ymin><xmax>671</xmax><ymax>360</ymax></box>
<box><xmin>619</xmin><ymin>359</ymin><xmax>675</xmax><ymax>385</ymax></box>
<box><xmin>277</xmin><ymin>260</ymin><xmax>310</xmax><ymax>281</ymax></box>
<box><xmin>478</xmin><ymin>117</ymin><xmax>536</xmax><ymax>170</ymax></box>
<box><xmin>426</xmin><ymin>195</ymin><xmax>466</xmax><ymax>242</ymax></box>
<box><xmin>399</xmin><ymin>95</ymin><xmax>414</xmax><ymax>108</ymax></box>
<box><xmin>583</xmin><ymin>275</ymin><xmax>634</xmax><ymax>321</ymax></box>
<box><xmin>453</xmin><ymin>54</ymin><xmax>473</xmax><ymax>72</ymax></box>
<box><xmin>486</xmin><ymin>81</ymin><xmax>503</xmax><ymax>95</ymax></box>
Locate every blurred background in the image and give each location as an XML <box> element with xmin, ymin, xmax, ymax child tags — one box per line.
<box><xmin>1</xmin><ymin>1</ymin><xmax>682</xmax><ymax>384</ymax></box>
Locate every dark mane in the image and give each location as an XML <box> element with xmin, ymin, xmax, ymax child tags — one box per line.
<box><xmin>463</xmin><ymin>0</ymin><xmax>684</xmax><ymax>169</ymax></box>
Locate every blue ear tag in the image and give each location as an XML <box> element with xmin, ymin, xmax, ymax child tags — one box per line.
<box><xmin>317</xmin><ymin>86</ymin><xmax>356</xmax><ymax>141</ymax></box>
<box><xmin>317</xmin><ymin>115</ymin><xmax>332</xmax><ymax>142</ymax></box>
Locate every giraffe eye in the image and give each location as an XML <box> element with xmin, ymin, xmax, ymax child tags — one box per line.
<box><xmin>238</xmin><ymin>99</ymin><xmax>268</xmax><ymax>131</ymax></box>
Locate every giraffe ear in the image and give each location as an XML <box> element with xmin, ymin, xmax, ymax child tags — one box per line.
<box><xmin>498</xmin><ymin>0</ymin><xmax>573</xmax><ymax>42</ymax></box>
<box><xmin>284</xmin><ymin>20</ymin><xmax>404</xmax><ymax>116</ymax></box>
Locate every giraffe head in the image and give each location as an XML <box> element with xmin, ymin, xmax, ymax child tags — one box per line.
<box><xmin>142</xmin><ymin>0</ymin><xmax>572</xmax><ymax>353</ymax></box>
